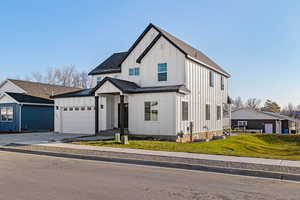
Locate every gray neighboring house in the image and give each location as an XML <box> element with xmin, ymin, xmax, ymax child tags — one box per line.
<box><xmin>231</xmin><ymin>108</ymin><xmax>300</xmax><ymax>134</ymax></box>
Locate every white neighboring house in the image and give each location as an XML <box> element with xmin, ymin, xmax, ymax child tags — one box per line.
<box><xmin>53</xmin><ymin>23</ymin><xmax>231</xmax><ymax>140</ymax></box>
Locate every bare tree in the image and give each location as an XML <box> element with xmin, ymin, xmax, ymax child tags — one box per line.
<box><xmin>31</xmin><ymin>72</ymin><xmax>44</xmax><ymax>82</ymax></box>
<box><xmin>233</xmin><ymin>96</ymin><xmax>244</xmax><ymax>109</ymax></box>
<box><xmin>28</xmin><ymin>65</ymin><xmax>90</xmax><ymax>88</ymax></box>
<box><xmin>245</xmin><ymin>98</ymin><xmax>261</xmax><ymax>110</ymax></box>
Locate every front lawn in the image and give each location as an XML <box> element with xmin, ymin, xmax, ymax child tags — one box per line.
<box><xmin>72</xmin><ymin>134</ymin><xmax>300</xmax><ymax>161</ymax></box>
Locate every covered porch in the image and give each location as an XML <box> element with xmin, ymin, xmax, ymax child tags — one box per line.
<box><xmin>93</xmin><ymin>78</ymin><xmax>132</xmax><ymax>136</ymax></box>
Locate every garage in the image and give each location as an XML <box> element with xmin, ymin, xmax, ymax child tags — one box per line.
<box><xmin>54</xmin><ymin>93</ymin><xmax>95</xmax><ymax>135</ymax></box>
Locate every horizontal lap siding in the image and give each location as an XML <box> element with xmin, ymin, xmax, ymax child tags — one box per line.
<box><xmin>21</xmin><ymin>105</ymin><xmax>54</xmax><ymax>132</ymax></box>
<box><xmin>0</xmin><ymin>103</ymin><xmax>20</xmax><ymax>132</ymax></box>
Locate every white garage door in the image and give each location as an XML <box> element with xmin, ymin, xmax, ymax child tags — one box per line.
<box><xmin>61</xmin><ymin>108</ymin><xmax>95</xmax><ymax>135</ymax></box>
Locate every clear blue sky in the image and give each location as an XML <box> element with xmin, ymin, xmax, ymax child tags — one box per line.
<box><xmin>1</xmin><ymin>0</ymin><xmax>300</xmax><ymax>106</ymax></box>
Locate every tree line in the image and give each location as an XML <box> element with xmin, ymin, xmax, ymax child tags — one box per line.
<box><xmin>232</xmin><ymin>97</ymin><xmax>299</xmax><ymax>116</ymax></box>
<box><xmin>27</xmin><ymin>66</ymin><xmax>91</xmax><ymax>89</ymax></box>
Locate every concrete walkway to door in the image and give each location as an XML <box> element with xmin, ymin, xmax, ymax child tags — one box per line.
<box><xmin>0</xmin><ymin>132</ymin><xmax>88</xmax><ymax>146</ymax></box>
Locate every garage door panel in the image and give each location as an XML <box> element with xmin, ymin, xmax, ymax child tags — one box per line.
<box><xmin>62</xmin><ymin>111</ymin><xmax>95</xmax><ymax>135</ymax></box>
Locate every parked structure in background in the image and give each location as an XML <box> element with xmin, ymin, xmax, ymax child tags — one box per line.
<box><xmin>0</xmin><ymin>79</ymin><xmax>81</xmax><ymax>132</ymax></box>
<box><xmin>52</xmin><ymin>23</ymin><xmax>231</xmax><ymax>141</ymax></box>
<box><xmin>231</xmin><ymin>108</ymin><xmax>300</xmax><ymax>134</ymax></box>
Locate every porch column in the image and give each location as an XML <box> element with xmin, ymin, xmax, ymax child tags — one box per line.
<box><xmin>95</xmin><ymin>96</ymin><xmax>99</xmax><ymax>135</ymax></box>
<box><xmin>120</xmin><ymin>94</ymin><xmax>125</xmax><ymax>136</ymax></box>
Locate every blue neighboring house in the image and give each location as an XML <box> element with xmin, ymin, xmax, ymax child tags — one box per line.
<box><xmin>0</xmin><ymin>79</ymin><xmax>81</xmax><ymax>133</ymax></box>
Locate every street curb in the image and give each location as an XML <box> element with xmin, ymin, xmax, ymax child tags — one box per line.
<box><xmin>1</xmin><ymin>146</ymin><xmax>300</xmax><ymax>182</ymax></box>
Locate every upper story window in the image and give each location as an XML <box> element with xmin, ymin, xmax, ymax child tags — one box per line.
<box><xmin>0</xmin><ymin>107</ymin><xmax>13</xmax><ymax>122</ymax></box>
<box><xmin>158</xmin><ymin>63</ymin><xmax>167</xmax><ymax>81</ymax></box>
<box><xmin>145</xmin><ymin>101</ymin><xmax>158</xmax><ymax>121</ymax></box>
<box><xmin>221</xmin><ymin>76</ymin><xmax>224</xmax><ymax>90</ymax></box>
<box><xmin>129</xmin><ymin>67</ymin><xmax>140</xmax><ymax>76</ymax></box>
<box><xmin>209</xmin><ymin>71</ymin><xmax>215</xmax><ymax>87</ymax></box>
<box><xmin>96</xmin><ymin>77</ymin><xmax>102</xmax><ymax>84</ymax></box>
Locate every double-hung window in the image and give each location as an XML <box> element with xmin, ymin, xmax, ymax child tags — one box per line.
<box><xmin>157</xmin><ymin>63</ymin><xmax>167</xmax><ymax>81</ymax></box>
<box><xmin>0</xmin><ymin>107</ymin><xmax>13</xmax><ymax>122</ymax></box>
<box><xmin>129</xmin><ymin>67</ymin><xmax>140</xmax><ymax>76</ymax></box>
<box><xmin>144</xmin><ymin>101</ymin><xmax>158</xmax><ymax>121</ymax></box>
<box><xmin>209</xmin><ymin>71</ymin><xmax>215</xmax><ymax>87</ymax></box>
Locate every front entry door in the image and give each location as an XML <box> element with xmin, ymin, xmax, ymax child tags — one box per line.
<box><xmin>118</xmin><ymin>103</ymin><xmax>128</xmax><ymax>129</ymax></box>
<box><xmin>265</xmin><ymin>123</ymin><xmax>273</xmax><ymax>133</ymax></box>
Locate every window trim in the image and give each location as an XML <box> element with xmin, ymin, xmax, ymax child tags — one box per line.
<box><xmin>144</xmin><ymin>101</ymin><xmax>159</xmax><ymax>121</ymax></box>
<box><xmin>96</xmin><ymin>77</ymin><xmax>102</xmax><ymax>84</ymax></box>
<box><xmin>209</xmin><ymin>71</ymin><xmax>215</xmax><ymax>87</ymax></box>
<box><xmin>157</xmin><ymin>63</ymin><xmax>167</xmax><ymax>82</ymax></box>
<box><xmin>181</xmin><ymin>101</ymin><xmax>189</xmax><ymax>121</ymax></box>
<box><xmin>217</xmin><ymin>105</ymin><xmax>221</xmax><ymax>120</ymax></box>
<box><xmin>0</xmin><ymin>107</ymin><xmax>14</xmax><ymax>122</ymax></box>
<box><xmin>221</xmin><ymin>76</ymin><xmax>224</xmax><ymax>90</ymax></box>
<box><xmin>129</xmin><ymin>67</ymin><xmax>140</xmax><ymax>76</ymax></box>
<box><xmin>205</xmin><ymin>104</ymin><xmax>210</xmax><ymax>121</ymax></box>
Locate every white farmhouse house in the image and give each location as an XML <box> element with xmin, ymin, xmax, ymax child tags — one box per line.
<box><xmin>53</xmin><ymin>23</ymin><xmax>231</xmax><ymax>141</ymax></box>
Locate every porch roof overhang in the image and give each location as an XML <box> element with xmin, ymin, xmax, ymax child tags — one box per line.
<box><xmin>91</xmin><ymin>77</ymin><xmax>190</xmax><ymax>95</ymax></box>
<box><xmin>52</xmin><ymin>77</ymin><xmax>190</xmax><ymax>98</ymax></box>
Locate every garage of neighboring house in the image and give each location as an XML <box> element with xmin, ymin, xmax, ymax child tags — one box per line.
<box><xmin>0</xmin><ymin>92</ymin><xmax>54</xmax><ymax>132</ymax></box>
<box><xmin>231</xmin><ymin>108</ymin><xmax>300</xmax><ymax>134</ymax></box>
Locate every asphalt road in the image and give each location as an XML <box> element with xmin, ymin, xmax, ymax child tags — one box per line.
<box><xmin>0</xmin><ymin>151</ymin><xmax>299</xmax><ymax>200</ymax></box>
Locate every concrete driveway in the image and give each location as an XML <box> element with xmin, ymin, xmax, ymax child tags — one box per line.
<box><xmin>0</xmin><ymin>132</ymin><xmax>87</xmax><ymax>146</ymax></box>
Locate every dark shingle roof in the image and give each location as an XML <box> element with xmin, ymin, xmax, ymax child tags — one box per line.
<box><xmin>88</xmin><ymin>52</ymin><xmax>128</xmax><ymax>75</ymax></box>
<box><xmin>53</xmin><ymin>77</ymin><xmax>189</xmax><ymax>98</ymax></box>
<box><xmin>6</xmin><ymin>92</ymin><xmax>54</xmax><ymax>104</ymax></box>
<box><xmin>51</xmin><ymin>88</ymin><xmax>94</xmax><ymax>98</ymax></box>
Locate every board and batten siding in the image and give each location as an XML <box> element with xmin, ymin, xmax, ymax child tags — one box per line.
<box><xmin>128</xmin><ymin>92</ymin><xmax>176</xmax><ymax>136</ymax></box>
<box><xmin>54</xmin><ymin>96</ymin><xmax>95</xmax><ymax>134</ymax></box>
<box><xmin>176</xmin><ymin>58</ymin><xmax>229</xmax><ymax>134</ymax></box>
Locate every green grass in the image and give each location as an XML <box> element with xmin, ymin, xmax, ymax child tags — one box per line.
<box><xmin>72</xmin><ymin>134</ymin><xmax>300</xmax><ymax>161</ymax></box>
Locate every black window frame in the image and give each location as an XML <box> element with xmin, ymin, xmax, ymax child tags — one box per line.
<box><xmin>157</xmin><ymin>63</ymin><xmax>167</xmax><ymax>82</ymax></box>
<box><xmin>205</xmin><ymin>104</ymin><xmax>210</xmax><ymax>120</ymax></box>
<box><xmin>209</xmin><ymin>71</ymin><xmax>215</xmax><ymax>87</ymax></box>
<box><xmin>144</xmin><ymin>101</ymin><xmax>158</xmax><ymax>121</ymax></box>
<box><xmin>217</xmin><ymin>105</ymin><xmax>221</xmax><ymax>120</ymax></box>
<box><xmin>221</xmin><ymin>76</ymin><xmax>224</xmax><ymax>90</ymax></box>
<box><xmin>181</xmin><ymin>101</ymin><xmax>189</xmax><ymax>121</ymax></box>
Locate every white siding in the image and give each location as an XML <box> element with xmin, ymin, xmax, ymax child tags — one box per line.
<box><xmin>176</xmin><ymin>59</ymin><xmax>229</xmax><ymax>134</ymax></box>
<box><xmin>92</xmin><ymin>27</ymin><xmax>186</xmax><ymax>88</ymax></box>
<box><xmin>91</xmin><ymin>73</ymin><xmax>121</xmax><ymax>88</ymax></box>
<box><xmin>128</xmin><ymin>92</ymin><xmax>176</xmax><ymax>136</ymax></box>
<box><xmin>0</xmin><ymin>94</ymin><xmax>17</xmax><ymax>104</ymax></box>
<box><xmin>0</xmin><ymin>80</ymin><xmax>26</xmax><ymax>94</ymax></box>
<box><xmin>54</xmin><ymin>97</ymin><xmax>95</xmax><ymax>135</ymax></box>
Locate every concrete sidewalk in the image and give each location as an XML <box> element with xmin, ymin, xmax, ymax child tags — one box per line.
<box><xmin>40</xmin><ymin>143</ymin><xmax>300</xmax><ymax>168</ymax></box>
<box><xmin>2</xmin><ymin>142</ymin><xmax>300</xmax><ymax>181</ymax></box>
